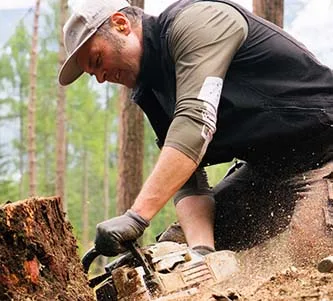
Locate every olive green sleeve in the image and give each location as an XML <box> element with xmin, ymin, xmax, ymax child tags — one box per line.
<box><xmin>164</xmin><ymin>2</ymin><xmax>248</xmax><ymax>164</ymax></box>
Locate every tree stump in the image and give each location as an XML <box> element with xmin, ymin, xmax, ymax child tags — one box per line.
<box><xmin>0</xmin><ymin>196</ymin><xmax>95</xmax><ymax>301</ymax></box>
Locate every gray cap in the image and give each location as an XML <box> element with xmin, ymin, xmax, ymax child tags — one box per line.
<box><xmin>58</xmin><ymin>0</ymin><xmax>130</xmax><ymax>86</ymax></box>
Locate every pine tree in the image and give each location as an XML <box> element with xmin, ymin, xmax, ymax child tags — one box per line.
<box><xmin>28</xmin><ymin>0</ymin><xmax>41</xmax><ymax>196</ymax></box>
<box><xmin>253</xmin><ymin>0</ymin><xmax>284</xmax><ymax>28</ymax></box>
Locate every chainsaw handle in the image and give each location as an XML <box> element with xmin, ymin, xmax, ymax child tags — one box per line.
<box><xmin>81</xmin><ymin>241</ymin><xmax>143</xmax><ymax>274</ymax></box>
<box><xmin>82</xmin><ymin>247</ymin><xmax>100</xmax><ymax>273</ymax></box>
<box><xmin>82</xmin><ymin>247</ymin><xmax>133</xmax><ymax>288</ymax></box>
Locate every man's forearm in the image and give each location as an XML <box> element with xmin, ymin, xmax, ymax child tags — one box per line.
<box><xmin>131</xmin><ymin>146</ymin><xmax>198</xmax><ymax>220</ymax></box>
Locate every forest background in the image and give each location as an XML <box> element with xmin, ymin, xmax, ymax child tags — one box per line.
<box><xmin>0</xmin><ymin>0</ymin><xmax>333</xmax><ymax>259</ymax></box>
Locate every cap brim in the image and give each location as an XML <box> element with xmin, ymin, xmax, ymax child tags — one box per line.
<box><xmin>58</xmin><ymin>28</ymin><xmax>97</xmax><ymax>86</ymax></box>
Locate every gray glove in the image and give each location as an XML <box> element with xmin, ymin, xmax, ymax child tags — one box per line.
<box><xmin>95</xmin><ymin>209</ymin><xmax>149</xmax><ymax>257</ymax></box>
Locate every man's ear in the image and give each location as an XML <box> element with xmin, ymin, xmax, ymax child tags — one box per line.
<box><xmin>110</xmin><ymin>12</ymin><xmax>131</xmax><ymax>35</ymax></box>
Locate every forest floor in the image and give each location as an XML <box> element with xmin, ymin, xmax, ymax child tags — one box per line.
<box><xmin>239</xmin><ymin>264</ymin><xmax>333</xmax><ymax>300</ymax></box>
<box><xmin>206</xmin><ymin>231</ymin><xmax>333</xmax><ymax>301</ymax></box>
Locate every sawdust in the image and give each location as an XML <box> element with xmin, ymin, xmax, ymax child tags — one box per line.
<box><xmin>209</xmin><ymin>162</ymin><xmax>333</xmax><ymax>301</ymax></box>
<box><xmin>192</xmin><ymin>162</ymin><xmax>333</xmax><ymax>301</ymax></box>
<box><xmin>170</xmin><ymin>234</ymin><xmax>333</xmax><ymax>301</ymax></box>
<box><xmin>214</xmin><ymin>234</ymin><xmax>333</xmax><ymax>300</ymax></box>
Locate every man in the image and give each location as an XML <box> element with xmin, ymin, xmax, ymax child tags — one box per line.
<box><xmin>59</xmin><ymin>0</ymin><xmax>333</xmax><ymax>258</ymax></box>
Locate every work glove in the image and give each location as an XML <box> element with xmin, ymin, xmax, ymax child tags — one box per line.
<box><xmin>94</xmin><ymin>209</ymin><xmax>150</xmax><ymax>257</ymax></box>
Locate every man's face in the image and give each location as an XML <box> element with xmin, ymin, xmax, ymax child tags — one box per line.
<box><xmin>77</xmin><ymin>15</ymin><xmax>142</xmax><ymax>88</ymax></box>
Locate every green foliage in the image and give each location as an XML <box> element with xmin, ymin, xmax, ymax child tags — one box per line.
<box><xmin>0</xmin><ymin>145</ymin><xmax>19</xmax><ymax>203</ymax></box>
<box><xmin>0</xmin><ymin>20</ymin><xmax>31</xmax><ymax>201</ymax></box>
<box><xmin>206</xmin><ymin>162</ymin><xmax>233</xmax><ymax>186</ymax></box>
<box><xmin>0</xmin><ymin>54</ymin><xmax>15</xmax><ymax>86</ymax></box>
<box><xmin>0</xmin><ymin>20</ymin><xmax>30</xmax><ymax>92</ymax></box>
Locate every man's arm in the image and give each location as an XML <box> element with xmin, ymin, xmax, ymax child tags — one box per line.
<box><xmin>131</xmin><ymin>146</ymin><xmax>197</xmax><ymax>220</ymax></box>
<box><xmin>95</xmin><ymin>146</ymin><xmax>196</xmax><ymax>256</ymax></box>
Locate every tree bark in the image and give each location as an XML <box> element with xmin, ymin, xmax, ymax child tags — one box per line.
<box><xmin>56</xmin><ymin>0</ymin><xmax>68</xmax><ymax>212</ymax></box>
<box><xmin>116</xmin><ymin>0</ymin><xmax>145</xmax><ymax>215</ymax></box>
<box><xmin>104</xmin><ymin>87</ymin><xmax>111</xmax><ymax>220</ymax></box>
<box><xmin>43</xmin><ymin>129</ymin><xmax>52</xmax><ymax>193</ymax></box>
<box><xmin>82</xmin><ymin>149</ymin><xmax>89</xmax><ymax>250</ymax></box>
<box><xmin>253</xmin><ymin>0</ymin><xmax>284</xmax><ymax>28</ymax></box>
<box><xmin>0</xmin><ymin>197</ymin><xmax>94</xmax><ymax>300</ymax></box>
<box><xmin>116</xmin><ymin>87</ymin><xmax>144</xmax><ymax>215</ymax></box>
<box><xmin>28</xmin><ymin>0</ymin><xmax>41</xmax><ymax>196</ymax></box>
<box><xmin>128</xmin><ymin>0</ymin><xmax>144</xmax><ymax>7</ymax></box>
<box><xmin>19</xmin><ymin>83</ymin><xmax>25</xmax><ymax>199</ymax></box>
<box><xmin>101</xmin><ymin>87</ymin><xmax>111</xmax><ymax>268</ymax></box>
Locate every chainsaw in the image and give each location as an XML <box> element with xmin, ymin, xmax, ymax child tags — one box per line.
<box><xmin>82</xmin><ymin>241</ymin><xmax>239</xmax><ymax>301</ymax></box>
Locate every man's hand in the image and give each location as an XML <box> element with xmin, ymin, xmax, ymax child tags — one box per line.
<box><xmin>95</xmin><ymin>209</ymin><xmax>150</xmax><ymax>257</ymax></box>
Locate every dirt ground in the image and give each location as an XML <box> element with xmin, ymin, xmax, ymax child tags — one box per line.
<box><xmin>206</xmin><ymin>230</ymin><xmax>333</xmax><ymax>301</ymax></box>
<box><xmin>242</xmin><ymin>265</ymin><xmax>333</xmax><ymax>300</ymax></box>
<box><xmin>176</xmin><ymin>236</ymin><xmax>333</xmax><ymax>301</ymax></box>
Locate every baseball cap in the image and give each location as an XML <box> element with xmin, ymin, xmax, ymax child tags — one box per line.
<box><xmin>58</xmin><ymin>0</ymin><xmax>130</xmax><ymax>86</ymax></box>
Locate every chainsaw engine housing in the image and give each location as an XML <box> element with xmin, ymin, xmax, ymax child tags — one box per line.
<box><xmin>88</xmin><ymin>242</ymin><xmax>239</xmax><ymax>301</ymax></box>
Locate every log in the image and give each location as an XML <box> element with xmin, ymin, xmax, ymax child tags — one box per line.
<box><xmin>0</xmin><ymin>196</ymin><xmax>95</xmax><ymax>301</ymax></box>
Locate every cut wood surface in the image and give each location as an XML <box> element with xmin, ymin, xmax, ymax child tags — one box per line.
<box><xmin>0</xmin><ymin>196</ymin><xmax>94</xmax><ymax>301</ymax></box>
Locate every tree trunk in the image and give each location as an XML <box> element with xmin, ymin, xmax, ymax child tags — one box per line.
<box><xmin>82</xmin><ymin>149</ymin><xmax>89</xmax><ymax>250</ymax></box>
<box><xmin>253</xmin><ymin>0</ymin><xmax>284</xmax><ymax>28</ymax></box>
<box><xmin>43</xmin><ymin>131</ymin><xmax>51</xmax><ymax>193</ymax></box>
<box><xmin>27</xmin><ymin>0</ymin><xmax>41</xmax><ymax>196</ymax></box>
<box><xmin>19</xmin><ymin>84</ymin><xmax>25</xmax><ymax>199</ymax></box>
<box><xmin>128</xmin><ymin>0</ymin><xmax>144</xmax><ymax>7</ymax></box>
<box><xmin>116</xmin><ymin>86</ymin><xmax>144</xmax><ymax>215</ymax></box>
<box><xmin>104</xmin><ymin>87</ymin><xmax>110</xmax><ymax>220</ymax></box>
<box><xmin>116</xmin><ymin>0</ymin><xmax>145</xmax><ymax>215</ymax></box>
<box><xmin>0</xmin><ymin>197</ymin><xmax>94</xmax><ymax>300</ymax></box>
<box><xmin>56</xmin><ymin>0</ymin><xmax>68</xmax><ymax>212</ymax></box>
<box><xmin>101</xmin><ymin>87</ymin><xmax>111</xmax><ymax>268</ymax></box>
